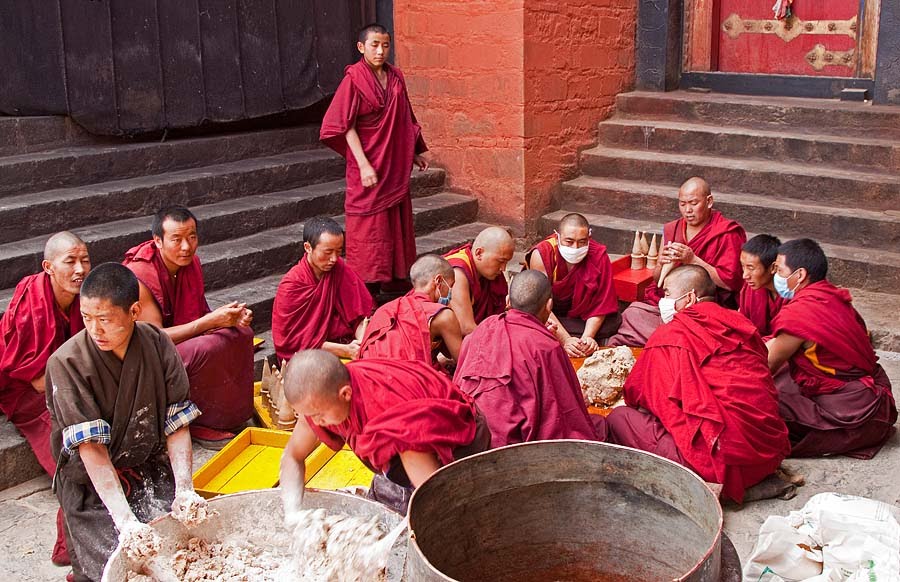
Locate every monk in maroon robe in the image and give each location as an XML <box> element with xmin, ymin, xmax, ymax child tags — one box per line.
<box><xmin>123</xmin><ymin>207</ymin><xmax>254</xmax><ymax>445</ymax></box>
<box><xmin>607</xmin><ymin>266</ymin><xmax>790</xmax><ymax>503</ymax></box>
<box><xmin>272</xmin><ymin>217</ymin><xmax>375</xmax><ymax>363</ymax></box>
<box><xmin>359</xmin><ymin>254</ymin><xmax>462</xmax><ymax>367</ymax></box>
<box><xmin>279</xmin><ymin>351</ymin><xmax>490</xmax><ymax>514</ymax></box>
<box><xmin>738</xmin><ymin>234</ymin><xmax>784</xmax><ymax>336</ymax></box>
<box><xmin>320</xmin><ymin>24</ymin><xmax>429</xmax><ymax>287</ymax></box>
<box><xmin>608</xmin><ymin>177</ymin><xmax>746</xmax><ymax>348</ymax></box>
<box><xmin>766</xmin><ymin>239</ymin><xmax>896</xmax><ymax>458</ymax></box>
<box><xmin>444</xmin><ymin>226</ymin><xmax>515</xmax><ymax>335</ymax></box>
<box><xmin>454</xmin><ymin>270</ymin><xmax>602</xmax><ymax>448</ymax></box>
<box><xmin>526</xmin><ymin>212</ymin><xmax>619</xmax><ymax>357</ymax></box>
<box><xmin>0</xmin><ymin>232</ymin><xmax>88</xmax><ymax>566</ymax></box>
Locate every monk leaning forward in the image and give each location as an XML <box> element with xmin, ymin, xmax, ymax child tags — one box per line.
<box><xmin>47</xmin><ymin>264</ymin><xmax>208</xmax><ymax>582</ymax></box>
<box><xmin>359</xmin><ymin>254</ymin><xmax>463</xmax><ymax>367</ymax></box>
<box><xmin>0</xmin><ymin>232</ymin><xmax>89</xmax><ymax>566</ymax></box>
<box><xmin>607</xmin><ymin>265</ymin><xmax>790</xmax><ymax>503</ymax></box>
<box><xmin>766</xmin><ymin>239</ymin><xmax>897</xmax><ymax>458</ymax></box>
<box><xmin>444</xmin><ymin>227</ymin><xmax>515</xmax><ymax>335</ymax></box>
<box><xmin>607</xmin><ymin>177</ymin><xmax>746</xmax><ymax>348</ymax></box>
<box><xmin>272</xmin><ymin>217</ymin><xmax>374</xmax><ymax>362</ymax></box>
<box><xmin>526</xmin><ymin>212</ymin><xmax>619</xmax><ymax>357</ymax></box>
<box><xmin>280</xmin><ymin>351</ymin><xmax>490</xmax><ymax>515</ymax></box>
<box><xmin>738</xmin><ymin>234</ymin><xmax>785</xmax><ymax>337</ymax></box>
<box><xmin>455</xmin><ymin>270</ymin><xmax>604</xmax><ymax>448</ymax></box>
<box><xmin>123</xmin><ymin>206</ymin><xmax>254</xmax><ymax>447</ymax></box>
<box><xmin>320</xmin><ymin>23</ymin><xmax>429</xmax><ymax>288</ymax></box>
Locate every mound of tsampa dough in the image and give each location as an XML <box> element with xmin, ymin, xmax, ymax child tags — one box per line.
<box><xmin>577</xmin><ymin>346</ymin><xmax>636</xmax><ymax>407</ymax></box>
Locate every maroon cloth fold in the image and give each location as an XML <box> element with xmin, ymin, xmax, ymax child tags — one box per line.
<box><xmin>610</xmin><ymin>302</ymin><xmax>790</xmax><ymax>503</ymax></box>
<box><xmin>272</xmin><ymin>257</ymin><xmax>374</xmax><ymax>362</ymax></box>
<box><xmin>307</xmin><ymin>359</ymin><xmax>478</xmax><ymax>474</ymax></box>
<box><xmin>526</xmin><ymin>236</ymin><xmax>618</xmax><ymax>320</ymax></box>
<box><xmin>738</xmin><ymin>283</ymin><xmax>784</xmax><ymax>337</ymax></box>
<box><xmin>344</xmin><ymin>197</ymin><xmax>417</xmax><ymax>284</ymax></box>
<box><xmin>444</xmin><ymin>244</ymin><xmax>508</xmax><ymax>323</ymax></box>
<box><xmin>359</xmin><ymin>290</ymin><xmax>445</xmax><ymax>366</ymax></box>
<box><xmin>453</xmin><ymin>310</ymin><xmax>599</xmax><ymax>448</ymax></box>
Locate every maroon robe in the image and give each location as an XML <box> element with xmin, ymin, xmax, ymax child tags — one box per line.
<box><xmin>444</xmin><ymin>244</ymin><xmax>508</xmax><ymax>323</ymax></box>
<box><xmin>739</xmin><ymin>283</ymin><xmax>784</xmax><ymax>337</ymax></box>
<box><xmin>607</xmin><ymin>302</ymin><xmax>790</xmax><ymax>503</ymax></box>
<box><xmin>123</xmin><ymin>241</ymin><xmax>253</xmax><ymax>431</ymax></box>
<box><xmin>770</xmin><ymin>280</ymin><xmax>896</xmax><ymax>458</ymax></box>
<box><xmin>358</xmin><ymin>290</ymin><xmax>446</xmax><ymax>366</ymax></box>
<box><xmin>320</xmin><ymin>59</ymin><xmax>426</xmax><ymax>283</ymax></box>
<box><xmin>453</xmin><ymin>309</ymin><xmax>601</xmax><ymax>448</ymax></box>
<box><xmin>272</xmin><ymin>257</ymin><xmax>374</xmax><ymax>362</ymax></box>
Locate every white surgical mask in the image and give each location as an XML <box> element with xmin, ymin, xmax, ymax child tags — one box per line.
<box><xmin>437</xmin><ymin>278</ymin><xmax>452</xmax><ymax>306</ymax></box>
<box><xmin>556</xmin><ymin>234</ymin><xmax>589</xmax><ymax>264</ymax></box>
<box><xmin>659</xmin><ymin>290</ymin><xmax>692</xmax><ymax>324</ymax></box>
<box><xmin>773</xmin><ymin>269</ymin><xmax>800</xmax><ymax>300</ymax></box>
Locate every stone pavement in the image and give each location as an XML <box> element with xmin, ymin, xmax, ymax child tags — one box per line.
<box><xmin>1</xmin><ymin>359</ymin><xmax>898</xmax><ymax>581</ymax></box>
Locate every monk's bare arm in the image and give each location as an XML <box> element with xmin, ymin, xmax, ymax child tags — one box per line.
<box><xmin>766</xmin><ymin>333</ymin><xmax>806</xmax><ymax>373</ymax></box>
<box><xmin>431</xmin><ymin>309</ymin><xmax>463</xmax><ymax>361</ymax></box>
<box><xmin>79</xmin><ymin>442</ymin><xmax>138</xmax><ymax>529</ymax></box>
<box><xmin>280</xmin><ymin>420</ymin><xmax>320</xmax><ymax>516</ymax></box>
<box><xmin>31</xmin><ymin>375</ymin><xmax>46</xmax><ymax>393</ymax></box>
<box><xmin>322</xmin><ymin>340</ymin><xmax>360</xmax><ymax>360</ymax></box>
<box><xmin>346</xmin><ymin>127</ymin><xmax>377</xmax><ymax>188</ymax></box>
<box><xmin>136</xmin><ymin>282</ymin><xmax>249</xmax><ymax>344</ymax></box>
<box><xmin>527</xmin><ymin>249</ymin><xmax>547</xmax><ymax>274</ymax></box>
<box><xmin>399</xmin><ymin>450</ymin><xmax>442</xmax><ymax>488</ymax></box>
<box><xmin>449</xmin><ymin>270</ymin><xmax>477</xmax><ymax>336</ymax></box>
<box><xmin>166</xmin><ymin>426</ymin><xmax>195</xmax><ymax>493</ymax></box>
<box><xmin>582</xmin><ymin>316</ymin><xmax>605</xmax><ymax>343</ymax></box>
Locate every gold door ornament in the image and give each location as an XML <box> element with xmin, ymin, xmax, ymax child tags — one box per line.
<box><xmin>721</xmin><ymin>13</ymin><xmax>858</xmax><ymax>43</ymax></box>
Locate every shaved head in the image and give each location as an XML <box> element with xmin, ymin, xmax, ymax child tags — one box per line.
<box><xmin>471</xmin><ymin>227</ymin><xmax>515</xmax><ymax>281</ymax></box>
<box><xmin>559</xmin><ymin>213</ymin><xmax>589</xmax><ymax>230</ymax></box>
<box><xmin>509</xmin><ymin>270</ymin><xmax>552</xmax><ymax>317</ymax></box>
<box><xmin>44</xmin><ymin>231</ymin><xmax>86</xmax><ymax>261</ymax></box>
<box><xmin>680</xmin><ymin>177</ymin><xmax>710</xmax><ymax>198</ymax></box>
<box><xmin>409</xmin><ymin>254</ymin><xmax>454</xmax><ymax>288</ymax></box>
<box><xmin>666</xmin><ymin>265</ymin><xmax>716</xmax><ymax>299</ymax></box>
<box><xmin>283</xmin><ymin>350</ymin><xmax>350</xmax><ymax>406</ymax></box>
<box><xmin>473</xmin><ymin>226</ymin><xmax>514</xmax><ymax>252</ymax></box>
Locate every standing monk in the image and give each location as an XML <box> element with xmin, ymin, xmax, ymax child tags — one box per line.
<box><xmin>358</xmin><ymin>254</ymin><xmax>463</xmax><ymax>366</ymax></box>
<box><xmin>46</xmin><ymin>264</ymin><xmax>207</xmax><ymax>582</ymax></box>
<box><xmin>0</xmin><ymin>231</ymin><xmax>89</xmax><ymax>566</ymax></box>
<box><xmin>739</xmin><ymin>234</ymin><xmax>784</xmax><ymax>336</ymax></box>
<box><xmin>454</xmin><ymin>270</ymin><xmax>602</xmax><ymax>448</ymax></box>
<box><xmin>272</xmin><ymin>217</ymin><xmax>374</xmax><ymax>362</ymax></box>
<box><xmin>279</xmin><ymin>351</ymin><xmax>490</xmax><ymax>515</ymax></box>
<box><xmin>123</xmin><ymin>206</ymin><xmax>254</xmax><ymax>447</ymax></box>
<box><xmin>766</xmin><ymin>239</ymin><xmax>896</xmax><ymax>458</ymax></box>
<box><xmin>606</xmin><ymin>266</ymin><xmax>790</xmax><ymax>503</ymax></box>
<box><xmin>526</xmin><ymin>212</ymin><xmax>619</xmax><ymax>357</ymax></box>
<box><xmin>607</xmin><ymin>177</ymin><xmax>746</xmax><ymax>347</ymax></box>
<box><xmin>320</xmin><ymin>23</ymin><xmax>429</xmax><ymax>290</ymax></box>
<box><xmin>444</xmin><ymin>226</ymin><xmax>515</xmax><ymax>335</ymax></box>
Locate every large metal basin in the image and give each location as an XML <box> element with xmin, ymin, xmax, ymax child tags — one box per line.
<box><xmin>102</xmin><ymin>488</ymin><xmax>406</xmax><ymax>581</ymax></box>
<box><xmin>407</xmin><ymin>440</ymin><xmax>724</xmax><ymax>582</ymax></box>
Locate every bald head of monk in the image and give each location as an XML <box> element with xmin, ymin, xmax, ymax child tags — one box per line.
<box><xmin>661</xmin><ymin>265</ymin><xmax>717</xmax><ymax>322</ymax></box>
<box><xmin>509</xmin><ymin>270</ymin><xmax>553</xmax><ymax>324</ymax></box>
<box><xmin>410</xmin><ymin>254</ymin><xmax>455</xmax><ymax>304</ymax></box>
<box><xmin>42</xmin><ymin>231</ymin><xmax>90</xmax><ymax>306</ymax></box>
<box><xmin>472</xmin><ymin>227</ymin><xmax>515</xmax><ymax>281</ymax></box>
<box><xmin>283</xmin><ymin>350</ymin><xmax>352</xmax><ymax>426</ymax></box>
<box><xmin>677</xmin><ymin>177</ymin><xmax>713</xmax><ymax>228</ymax></box>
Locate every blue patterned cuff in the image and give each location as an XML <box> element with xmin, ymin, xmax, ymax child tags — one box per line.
<box><xmin>62</xmin><ymin>420</ymin><xmax>111</xmax><ymax>453</ymax></box>
<box><xmin>164</xmin><ymin>401</ymin><xmax>202</xmax><ymax>436</ymax></box>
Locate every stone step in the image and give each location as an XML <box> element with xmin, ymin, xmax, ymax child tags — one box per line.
<box><xmin>596</xmin><ymin>118</ymin><xmax>900</xmax><ymax>172</ymax></box>
<box><xmin>0</xmin><ymin>148</ymin><xmax>346</xmax><ymax>245</ymax></box>
<box><xmin>558</xmin><ymin>176</ymin><xmax>900</xmax><ymax>252</ymax></box>
<box><xmin>0</xmin><ymin>417</ymin><xmax>45</xmax><ymax>492</ymax></box>
<box><xmin>581</xmin><ymin>146</ymin><xmax>899</xmax><ymax>212</ymax></box>
<box><xmin>0</xmin><ymin>125</ymin><xmax>322</xmax><ymax>198</ymax></box>
<box><xmin>0</xmin><ymin>115</ymin><xmax>93</xmax><ymax>157</ymax></box>
<box><xmin>615</xmin><ymin>91</ymin><xmax>900</xmax><ymax>139</ymax></box>
<box><xmin>539</xmin><ymin>209</ymin><xmax>900</xmax><ymax>294</ymax></box>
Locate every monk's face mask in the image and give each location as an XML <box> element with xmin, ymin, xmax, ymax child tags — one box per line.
<box><xmin>437</xmin><ymin>277</ymin><xmax>452</xmax><ymax>306</ymax></box>
<box><xmin>660</xmin><ymin>290</ymin><xmax>694</xmax><ymax>324</ymax></box>
<box><xmin>774</xmin><ymin>269</ymin><xmax>802</xmax><ymax>300</ymax></box>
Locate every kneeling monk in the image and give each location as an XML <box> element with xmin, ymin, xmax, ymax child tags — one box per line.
<box><xmin>766</xmin><ymin>238</ymin><xmax>896</xmax><ymax>458</ymax></box>
<box><xmin>738</xmin><ymin>234</ymin><xmax>784</xmax><ymax>336</ymax></box>
<box><xmin>46</xmin><ymin>264</ymin><xmax>206</xmax><ymax>582</ymax></box>
<box><xmin>0</xmin><ymin>231</ymin><xmax>90</xmax><ymax>566</ymax></box>
<box><xmin>607</xmin><ymin>265</ymin><xmax>790</xmax><ymax>503</ymax></box>
<box><xmin>279</xmin><ymin>351</ymin><xmax>490</xmax><ymax>515</ymax></box>
<box><xmin>123</xmin><ymin>206</ymin><xmax>254</xmax><ymax>444</ymax></box>
<box><xmin>359</xmin><ymin>254</ymin><xmax>463</xmax><ymax>366</ymax></box>
<box><xmin>454</xmin><ymin>270</ymin><xmax>603</xmax><ymax>448</ymax></box>
<box><xmin>272</xmin><ymin>217</ymin><xmax>374</xmax><ymax>362</ymax></box>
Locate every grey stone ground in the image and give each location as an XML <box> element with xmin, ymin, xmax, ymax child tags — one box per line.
<box><xmin>1</xmin><ymin>358</ymin><xmax>898</xmax><ymax>581</ymax></box>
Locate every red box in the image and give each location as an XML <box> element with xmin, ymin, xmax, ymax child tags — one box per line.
<box><xmin>611</xmin><ymin>255</ymin><xmax>654</xmax><ymax>303</ymax></box>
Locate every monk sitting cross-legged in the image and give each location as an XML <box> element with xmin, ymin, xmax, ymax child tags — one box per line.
<box><xmin>526</xmin><ymin>212</ymin><xmax>620</xmax><ymax>357</ymax></box>
<box><xmin>607</xmin><ymin>177</ymin><xmax>746</xmax><ymax>348</ymax></box>
<box><xmin>0</xmin><ymin>231</ymin><xmax>90</xmax><ymax>566</ymax></box>
<box><xmin>766</xmin><ymin>238</ymin><xmax>897</xmax><ymax>459</ymax></box>
<box><xmin>454</xmin><ymin>270</ymin><xmax>604</xmax><ymax>448</ymax></box>
<box><xmin>443</xmin><ymin>226</ymin><xmax>515</xmax><ymax>335</ymax></box>
<box><xmin>358</xmin><ymin>254</ymin><xmax>463</xmax><ymax>367</ymax></box>
<box><xmin>123</xmin><ymin>206</ymin><xmax>255</xmax><ymax>447</ymax></box>
<box><xmin>279</xmin><ymin>351</ymin><xmax>491</xmax><ymax>515</ymax></box>
<box><xmin>272</xmin><ymin>216</ymin><xmax>375</xmax><ymax>362</ymax></box>
<box><xmin>606</xmin><ymin>265</ymin><xmax>790</xmax><ymax>504</ymax></box>
<box><xmin>738</xmin><ymin>234</ymin><xmax>784</xmax><ymax>337</ymax></box>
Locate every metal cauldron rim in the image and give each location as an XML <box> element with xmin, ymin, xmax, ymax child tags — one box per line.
<box><xmin>407</xmin><ymin>439</ymin><xmax>725</xmax><ymax>582</ymax></box>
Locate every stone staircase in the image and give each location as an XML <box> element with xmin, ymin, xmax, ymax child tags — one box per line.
<box><xmin>0</xmin><ymin>115</ymin><xmax>489</xmax><ymax>490</ymax></box>
<box><xmin>540</xmin><ymin>90</ymin><xmax>900</xmax><ymax>350</ymax></box>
